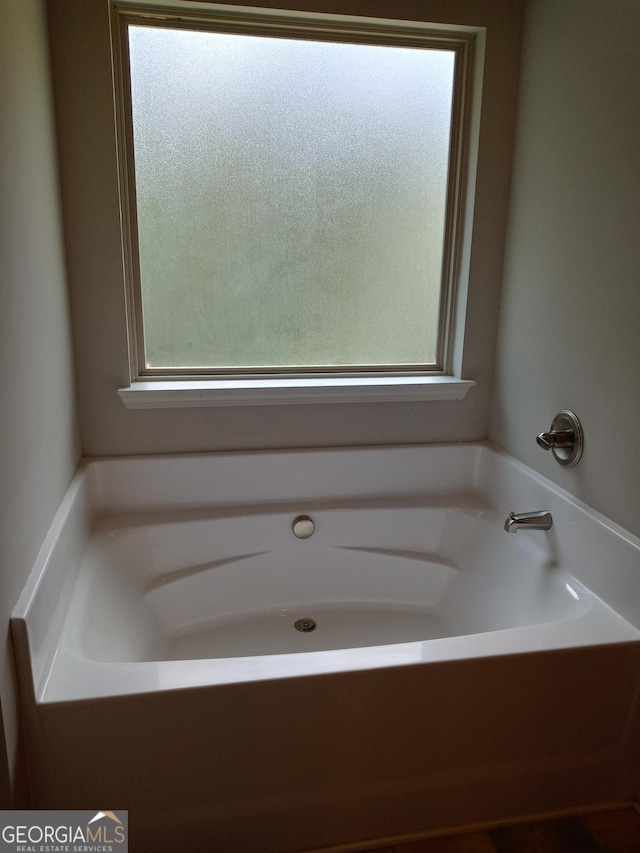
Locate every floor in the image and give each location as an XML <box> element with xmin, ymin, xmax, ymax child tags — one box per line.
<box><xmin>355</xmin><ymin>809</ymin><xmax>640</xmax><ymax>853</ymax></box>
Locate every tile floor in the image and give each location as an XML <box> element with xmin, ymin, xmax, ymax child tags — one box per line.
<box><xmin>354</xmin><ymin>809</ymin><xmax>640</xmax><ymax>853</ymax></box>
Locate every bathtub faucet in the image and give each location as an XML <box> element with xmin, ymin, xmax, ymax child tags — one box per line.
<box><xmin>504</xmin><ymin>510</ymin><xmax>553</xmax><ymax>533</ymax></box>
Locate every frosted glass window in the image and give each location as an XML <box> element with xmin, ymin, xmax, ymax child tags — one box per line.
<box><xmin>126</xmin><ymin>22</ymin><xmax>458</xmax><ymax>373</ymax></box>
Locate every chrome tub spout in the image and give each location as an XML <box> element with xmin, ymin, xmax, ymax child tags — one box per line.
<box><xmin>504</xmin><ymin>511</ymin><xmax>553</xmax><ymax>533</ymax></box>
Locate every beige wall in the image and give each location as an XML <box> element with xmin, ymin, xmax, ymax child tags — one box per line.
<box><xmin>490</xmin><ymin>0</ymin><xmax>640</xmax><ymax>538</ymax></box>
<box><xmin>0</xmin><ymin>0</ymin><xmax>81</xmax><ymax>804</ymax></box>
<box><xmin>47</xmin><ymin>0</ymin><xmax>524</xmax><ymax>456</ymax></box>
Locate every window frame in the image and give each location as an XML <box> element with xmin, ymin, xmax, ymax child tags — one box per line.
<box><xmin>111</xmin><ymin>2</ymin><xmax>481</xmax><ymax>407</ymax></box>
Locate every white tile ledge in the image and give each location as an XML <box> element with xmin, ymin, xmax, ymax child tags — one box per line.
<box><xmin>118</xmin><ymin>376</ymin><xmax>475</xmax><ymax>408</ymax></box>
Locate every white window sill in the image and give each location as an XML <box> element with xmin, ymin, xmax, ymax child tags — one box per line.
<box><xmin>118</xmin><ymin>375</ymin><xmax>475</xmax><ymax>408</ymax></box>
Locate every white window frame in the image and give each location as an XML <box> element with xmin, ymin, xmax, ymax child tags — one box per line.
<box><xmin>111</xmin><ymin>2</ymin><xmax>482</xmax><ymax>408</ymax></box>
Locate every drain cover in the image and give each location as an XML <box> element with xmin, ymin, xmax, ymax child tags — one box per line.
<box><xmin>294</xmin><ymin>618</ymin><xmax>317</xmax><ymax>633</ymax></box>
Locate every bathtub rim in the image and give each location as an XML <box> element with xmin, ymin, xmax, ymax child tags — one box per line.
<box><xmin>29</xmin><ymin>603</ymin><xmax>640</xmax><ymax>705</ymax></box>
<box><xmin>11</xmin><ymin>440</ymin><xmax>640</xmax><ymax>706</ymax></box>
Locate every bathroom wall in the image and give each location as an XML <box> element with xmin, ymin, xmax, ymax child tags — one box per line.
<box><xmin>490</xmin><ymin>0</ymin><xmax>640</xmax><ymax>539</ymax></box>
<box><xmin>0</xmin><ymin>0</ymin><xmax>82</xmax><ymax>804</ymax></box>
<box><xmin>47</xmin><ymin>0</ymin><xmax>525</xmax><ymax>456</ymax></box>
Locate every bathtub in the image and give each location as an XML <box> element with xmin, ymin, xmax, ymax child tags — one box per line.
<box><xmin>11</xmin><ymin>442</ymin><xmax>640</xmax><ymax>852</ymax></box>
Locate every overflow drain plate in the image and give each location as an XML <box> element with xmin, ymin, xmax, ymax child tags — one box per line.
<box><xmin>294</xmin><ymin>618</ymin><xmax>317</xmax><ymax>633</ymax></box>
<box><xmin>292</xmin><ymin>515</ymin><xmax>315</xmax><ymax>539</ymax></box>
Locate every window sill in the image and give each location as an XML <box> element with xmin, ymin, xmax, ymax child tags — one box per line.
<box><xmin>117</xmin><ymin>375</ymin><xmax>475</xmax><ymax>408</ymax></box>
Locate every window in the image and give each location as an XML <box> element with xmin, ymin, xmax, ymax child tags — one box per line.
<box><xmin>112</xmin><ymin>4</ymin><xmax>480</xmax><ymax>405</ymax></box>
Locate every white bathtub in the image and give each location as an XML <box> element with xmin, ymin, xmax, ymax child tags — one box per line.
<box><xmin>12</xmin><ymin>443</ymin><xmax>640</xmax><ymax>852</ymax></box>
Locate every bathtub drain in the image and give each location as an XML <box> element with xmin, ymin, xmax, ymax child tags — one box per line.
<box><xmin>294</xmin><ymin>618</ymin><xmax>317</xmax><ymax>633</ymax></box>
